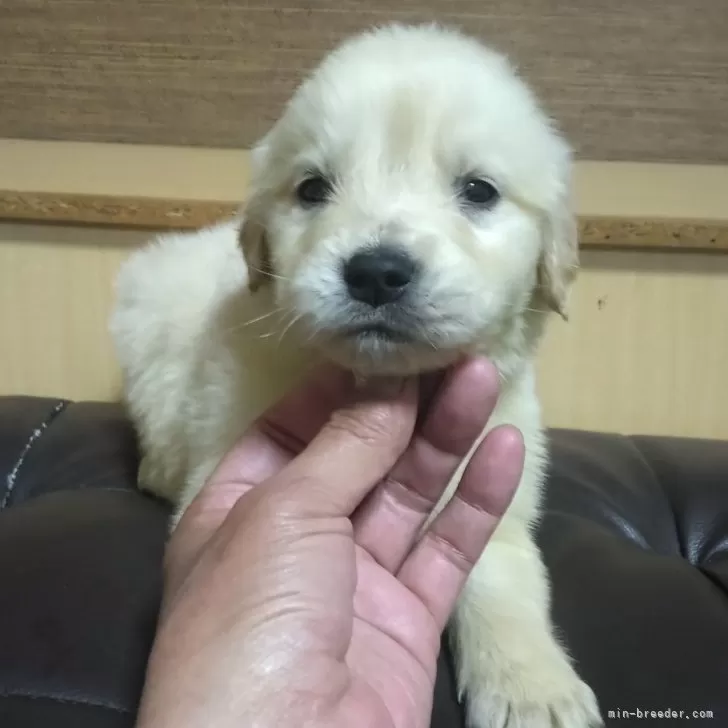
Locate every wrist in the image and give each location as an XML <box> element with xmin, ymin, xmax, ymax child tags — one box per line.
<box><xmin>135</xmin><ymin>634</ymin><xmax>344</xmax><ymax>728</ymax></box>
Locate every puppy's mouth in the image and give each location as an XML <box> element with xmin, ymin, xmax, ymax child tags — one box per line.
<box><xmin>340</xmin><ymin>322</ymin><xmax>414</xmax><ymax>344</ymax></box>
<box><xmin>316</xmin><ymin>309</ymin><xmax>461</xmax><ymax>376</ymax></box>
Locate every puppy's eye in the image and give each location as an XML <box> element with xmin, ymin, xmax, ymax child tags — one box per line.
<box><xmin>459</xmin><ymin>177</ymin><xmax>499</xmax><ymax>208</ymax></box>
<box><xmin>296</xmin><ymin>175</ymin><xmax>332</xmax><ymax>206</ymax></box>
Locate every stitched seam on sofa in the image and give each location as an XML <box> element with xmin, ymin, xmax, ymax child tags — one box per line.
<box><xmin>0</xmin><ymin>691</ymin><xmax>132</xmax><ymax>716</ymax></box>
<box><xmin>1</xmin><ymin>400</ymin><xmax>68</xmax><ymax>510</ymax></box>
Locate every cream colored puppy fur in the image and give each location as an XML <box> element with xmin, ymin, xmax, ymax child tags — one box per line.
<box><xmin>111</xmin><ymin>23</ymin><xmax>602</xmax><ymax>728</ymax></box>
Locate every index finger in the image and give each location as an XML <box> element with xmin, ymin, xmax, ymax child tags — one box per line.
<box><xmin>209</xmin><ymin>362</ymin><xmax>356</xmax><ymax>492</ymax></box>
<box><xmin>268</xmin><ymin>375</ymin><xmax>420</xmax><ymax>518</ymax></box>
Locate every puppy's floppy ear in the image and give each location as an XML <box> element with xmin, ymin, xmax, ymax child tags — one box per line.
<box><xmin>537</xmin><ymin>159</ymin><xmax>579</xmax><ymax>321</ymax></box>
<box><xmin>238</xmin><ymin>135</ymin><xmax>274</xmax><ymax>293</ymax></box>
<box><xmin>238</xmin><ymin>207</ymin><xmax>271</xmax><ymax>293</ymax></box>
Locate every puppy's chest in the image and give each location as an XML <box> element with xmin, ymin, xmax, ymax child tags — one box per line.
<box><xmin>223</xmin><ymin>331</ymin><xmax>316</xmax><ymax>432</ymax></box>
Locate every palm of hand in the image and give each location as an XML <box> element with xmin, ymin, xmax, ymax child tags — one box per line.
<box><xmin>279</xmin><ymin>523</ymin><xmax>445</xmax><ymax>728</ymax></box>
<box><xmin>150</xmin><ymin>363</ymin><xmax>519</xmax><ymax>728</ymax></box>
<box><xmin>343</xmin><ymin>545</ymin><xmax>445</xmax><ymax>728</ymax></box>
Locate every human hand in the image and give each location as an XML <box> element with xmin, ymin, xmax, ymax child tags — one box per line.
<box><xmin>135</xmin><ymin>357</ymin><xmax>524</xmax><ymax>728</ymax></box>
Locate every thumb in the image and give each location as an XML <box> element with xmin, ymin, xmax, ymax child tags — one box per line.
<box><xmin>268</xmin><ymin>375</ymin><xmax>419</xmax><ymax>518</ymax></box>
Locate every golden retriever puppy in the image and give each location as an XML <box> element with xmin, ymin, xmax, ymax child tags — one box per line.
<box><xmin>111</xmin><ymin>23</ymin><xmax>601</xmax><ymax>728</ymax></box>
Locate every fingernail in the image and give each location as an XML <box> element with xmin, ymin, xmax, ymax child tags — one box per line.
<box><xmin>356</xmin><ymin>374</ymin><xmax>407</xmax><ymax>398</ymax></box>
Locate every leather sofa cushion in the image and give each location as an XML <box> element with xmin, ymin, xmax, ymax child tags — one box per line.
<box><xmin>1</xmin><ymin>397</ymin><xmax>727</xmax><ymax>726</ymax></box>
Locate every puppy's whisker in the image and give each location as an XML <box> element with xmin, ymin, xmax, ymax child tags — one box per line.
<box><xmin>241</xmin><ymin>308</ymin><xmax>285</xmax><ymax>328</ymax></box>
<box><xmin>258</xmin><ymin>328</ymin><xmax>284</xmax><ymax>340</ymax></box>
<box><xmin>223</xmin><ymin>307</ymin><xmax>291</xmax><ymax>336</ymax></box>
<box><xmin>257</xmin><ymin>317</ymin><xmax>291</xmax><ymax>340</ymax></box>
<box><xmin>423</xmin><ymin>334</ymin><xmax>439</xmax><ymax>351</ymax></box>
<box><xmin>413</xmin><ymin>324</ymin><xmax>439</xmax><ymax>351</ymax></box>
<box><xmin>257</xmin><ymin>314</ymin><xmax>296</xmax><ymax>340</ymax></box>
<box><xmin>248</xmin><ymin>265</ymin><xmax>290</xmax><ymax>282</ymax></box>
<box><xmin>276</xmin><ymin>312</ymin><xmax>305</xmax><ymax>346</ymax></box>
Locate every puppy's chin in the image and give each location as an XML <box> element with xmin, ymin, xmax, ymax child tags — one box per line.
<box><xmin>320</xmin><ymin>335</ymin><xmax>464</xmax><ymax>377</ymax></box>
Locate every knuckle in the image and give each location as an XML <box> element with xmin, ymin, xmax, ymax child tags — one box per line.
<box><xmin>380</xmin><ymin>475</ymin><xmax>434</xmax><ymax>516</ymax></box>
<box><xmin>429</xmin><ymin>531</ymin><xmax>477</xmax><ymax>573</ymax></box>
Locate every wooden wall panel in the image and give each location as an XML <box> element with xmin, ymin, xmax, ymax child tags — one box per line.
<box><xmin>2</xmin><ymin>0</ymin><xmax>727</xmax><ymax>163</ymax></box>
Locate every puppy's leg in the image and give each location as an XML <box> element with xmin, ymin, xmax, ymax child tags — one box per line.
<box><xmin>452</xmin><ymin>518</ymin><xmax>602</xmax><ymax>728</ymax></box>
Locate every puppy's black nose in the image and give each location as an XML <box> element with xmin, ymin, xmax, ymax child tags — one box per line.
<box><xmin>343</xmin><ymin>246</ymin><xmax>417</xmax><ymax>307</ymax></box>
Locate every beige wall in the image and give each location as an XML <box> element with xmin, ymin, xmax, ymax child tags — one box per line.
<box><xmin>536</xmin><ymin>248</ymin><xmax>728</xmax><ymax>438</ymax></box>
<box><xmin>2</xmin><ymin>221</ymin><xmax>727</xmax><ymax>440</ymax></box>
<box><xmin>0</xmin><ymin>223</ymin><xmax>143</xmax><ymax>403</ymax></box>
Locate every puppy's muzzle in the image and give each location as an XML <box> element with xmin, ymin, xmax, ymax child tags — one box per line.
<box><xmin>342</xmin><ymin>245</ymin><xmax>419</xmax><ymax>308</ymax></box>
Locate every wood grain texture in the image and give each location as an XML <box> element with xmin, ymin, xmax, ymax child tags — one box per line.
<box><xmin>578</xmin><ymin>217</ymin><xmax>728</xmax><ymax>251</ymax></box>
<box><xmin>0</xmin><ymin>190</ymin><xmax>236</xmax><ymax>231</ymax></box>
<box><xmin>2</xmin><ymin>0</ymin><xmax>727</xmax><ymax>163</ymax></box>
<box><xmin>2</xmin><ymin>190</ymin><xmax>728</xmax><ymax>251</ymax></box>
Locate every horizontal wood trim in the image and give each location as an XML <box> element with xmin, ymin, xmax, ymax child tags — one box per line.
<box><xmin>0</xmin><ymin>190</ymin><xmax>236</xmax><ymax>232</ymax></box>
<box><xmin>2</xmin><ymin>189</ymin><xmax>728</xmax><ymax>252</ymax></box>
<box><xmin>578</xmin><ymin>217</ymin><xmax>728</xmax><ymax>251</ymax></box>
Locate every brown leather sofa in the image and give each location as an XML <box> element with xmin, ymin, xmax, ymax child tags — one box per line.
<box><xmin>1</xmin><ymin>395</ymin><xmax>727</xmax><ymax>727</ymax></box>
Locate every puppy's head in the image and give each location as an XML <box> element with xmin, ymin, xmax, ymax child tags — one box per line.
<box><xmin>240</xmin><ymin>24</ymin><xmax>577</xmax><ymax>376</ymax></box>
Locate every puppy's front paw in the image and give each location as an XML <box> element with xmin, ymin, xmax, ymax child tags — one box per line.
<box><xmin>462</xmin><ymin>653</ymin><xmax>602</xmax><ymax>728</ymax></box>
